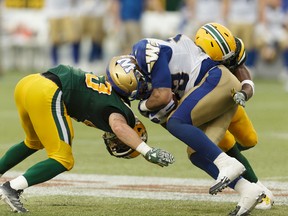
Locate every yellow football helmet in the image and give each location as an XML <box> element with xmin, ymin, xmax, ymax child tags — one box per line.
<box><xmin>195</xmin><ymin>22</ymin><xmax>236</xmax><ymax>62</ymax></box>
<box><xmin>106</xmin><ymin>55</ymin><xmax>152</xmax><ymax>100</ymax></box>
<box><xmin>235</xmin><ymin>37</ymin><xmax>246</xmax><ymax>66</ymax></box>
<box><xmin>103</xmin><ymin>117</ymin><xmax>148</xmax><ymax>159</ymax></box>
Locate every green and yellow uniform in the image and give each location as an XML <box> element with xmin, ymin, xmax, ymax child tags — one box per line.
<box><xmin>0</xmin><ymin>65</ymin><xmax>134</xmax><ymax>187</ymax></box>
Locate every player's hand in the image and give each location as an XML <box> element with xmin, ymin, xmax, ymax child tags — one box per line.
<box><xmin>148</xmin><ymin>99</ymin><xmax>177</xmax><ymax>124</ymax></box>
<box><xmin>144</xmin><ymin>148</ymin><xmax>175</xmax><ymax>167</ymax></box>
<box><xmin>232</xmin><ymin>90</ymin><xmax>247</xmax><ymax>107</ymax></box>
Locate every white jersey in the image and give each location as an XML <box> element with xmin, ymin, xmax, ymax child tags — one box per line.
<box><xmin>44</xmin><ymin>0</ymin><xmax>74</xmax><ymax>18</ymax></box>
<box><xmin>195</xmin><ymin>0</ymin><xmax>223</xmax><ymax>23</ymax></box>
<box><xmin>74</xmin><ymin>0</ymin><xmax>108</xmax><ymax>17</ymax></box>
<box><xmin>227</xmin><ymin>0</ymin><xmax>258</xmax><ymax>23</ymax></box>
<box><xmin>132</xmin><ymin>34</ymin><xmax>216</xmax><ymax>98</ymax></box>
<box><xmin>256</xmin><ymin>3</ymin><xmax>288</xmax><ymax>44</ymax></box>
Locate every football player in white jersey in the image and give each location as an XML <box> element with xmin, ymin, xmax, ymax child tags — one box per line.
<box><xmin>106</xmin><ymin>23</ymin><xmax>265</xmax><ymax>215</ymax></box>
<box><xmin>256</xmin><ymin>0</ymin><xmax>288</xmax><ymax>91</ymax></box>
<box><xmin>180</xmin><ymin>0</ymin><xmax>224</xmax><ymax>36</ymax></box>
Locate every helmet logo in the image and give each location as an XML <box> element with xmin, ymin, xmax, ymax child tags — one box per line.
<box><xmin>116</xmin><ymin>58</ymin><xmax>135</xmax><ymax>74</ymax></box>
<box><xmin>146</xmin><ymin>39</ymin><xmax>160</xmax><ymax>73</ymax></box>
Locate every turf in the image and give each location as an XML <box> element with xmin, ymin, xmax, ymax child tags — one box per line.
<box><xmin>0</xmin><ymin>71</ymin><xmax>287</xmax><ymax>215</ymax></box>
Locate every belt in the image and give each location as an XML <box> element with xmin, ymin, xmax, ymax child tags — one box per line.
<box><xmin>41</xmin><ymin>71</ymin><xmax>62</xmax><ymax>89</ymax></box>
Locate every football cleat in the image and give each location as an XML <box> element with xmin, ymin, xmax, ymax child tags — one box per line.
<box><xmin>0</xmin><ymin>182</ymin><xmax>28</xmax><ymax>213</ymax></box>
<box><xmin>255</xmin><ymin>181</ymin><xmax>274</xmax><ymax>210</ymax></box>
<box><xmin>210</xmin><ymin>157</ymin><xmax>246</xmax><ymax>195</ymax></box>
<box><xmin>255</xmin><ymin>195</ymin><xmax>274</xmax><ymax>210</ymax></box>
<box><xmin>229</xmin><ymin>183</ymin><xmax>266</xmax><ymax>216</ymax></box>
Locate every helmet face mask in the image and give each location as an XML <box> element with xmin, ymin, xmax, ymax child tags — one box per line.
<box><xmin>107</xmin><ymin>55</ymin><xmax>152</xmax><ymax>101</ymax></box>
<box><xmin>130</xmin><ymin>69</ymin><xmax>152</xmax><ymax>100</ymax></box>
<box><xmin>102</xmin><ymin>117</ymin><xmax>148</xmax><ymax>159</ymax></box>
<box><xmin>195</xmin><ymin>22</ymin><xmax>237</xmax><ymax>64</ymax></box>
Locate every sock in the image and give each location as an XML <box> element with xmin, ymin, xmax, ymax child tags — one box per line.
<box><xmin>189</xmin><ymin>152</ymin><xmax>218</xmax><ymax>179</ymax></box>
<box><xmin>246</xmin><ymin>49</ymin><xmax>258</xmax><ymax>68</ymax></box>
<box><xmin>226</xmin><ymin>144</ymin><xmax>258</xmax><ymax>183</ymax></box>
<box><xmin>236</xmin><ymin>142</ymin><xmax>252</xmax><ymax>151</ymax></box>
<box><xmin>89</xmin><ymin>42</ymin><xmax>103</xmax><ymax>62</ymax></box>
<box><xmin>23</xmin><ymin>158</ymin><xmax>67</xmax><ymax>186</ymax></box>
<box><xmin>10</xmin><ymin>175</ymin><xmax>28</xmax><ymax>190</ymax></box>
<box><xmin>51</xmin><ymin>44</ymin><xmax>59</xmax><ymax>66</ymax></box>
<box><xmin>0</xmin><ymin>141</ymin><xmax>37</xmax><ymax>174</ymax></box>
<box><xmin>189</xmin><ymin>152</ymin><xmax>241</xmax><ymax>190</ymax></box>
<box><xmin>72</xmin><ymin>42</ymin><xmax>80</xmax><ymax>64</ymax></box>
<box><xmin>233</xmin><ymin>177</ymin><xmax>251</xmax><ymax>195</ymax></box>
<box><xmin>282</xmin><ymin>49</ymin><xmax>288</xmax><ymax>69</ymax></box>
<box><xmin>167</xmin><ymin>118</ymin><xmax>222</xmax><ymax>161</ymax></box>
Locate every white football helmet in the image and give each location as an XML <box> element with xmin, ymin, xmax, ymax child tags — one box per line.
<box><xmin>102</xmin><ymin>117</ymin><xmax>148</xmax><ymax>159</ymax></box>
<box><xmin>106</xmin><ymin>55</ymin><xmax>152</xmax><ymax>100</ymax></box>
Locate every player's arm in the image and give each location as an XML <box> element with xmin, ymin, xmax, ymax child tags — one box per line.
<box><xmin>108</xmin><ymin>112</ymin><xmax>143</xmax><ymax>150</ymax></box>
<box><xmin>138</xmin><ymin>88</ymin><xmax>177</xmax><ymax>124</ymax></box>
<box><xmin>233</xmin><ymin>64</ymin><xmax>255</xmax><ymax>101</ymax></box>
<box><xmin>108</xmin><ymin>112</ymin><xmax>175</xmax><ymax>166</ymax></box>
<box><xmin>144</xmin><ymin>87</ymin><xmax>173</xmax><ymax>111</ymax></box>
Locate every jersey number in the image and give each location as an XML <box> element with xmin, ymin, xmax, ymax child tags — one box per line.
<box><xmin>85</xmin><ymin>73</ymin><xmax>112</xmax><ymax>95</ymax></box>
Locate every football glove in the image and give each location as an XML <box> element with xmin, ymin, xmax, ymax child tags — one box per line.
<box><xmin>144</xmin><ymin>148</ymin><xmax>175</xmax><ymax>167</ymax></box>
<box><xmin>149</xmin><ymin>99</ymin><xmax>176</xmax><ymax>124</ymax></box>
<box><xmin>232</xmin><ymin>89</ymin><xmax>247</xmax><ymax>107</ymax></box>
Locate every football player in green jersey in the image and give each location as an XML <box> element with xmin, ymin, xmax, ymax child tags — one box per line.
<box><xmin>0</xmin><ymin>64</ymin><xmax>175</xmax><ymax>213</ymax></box>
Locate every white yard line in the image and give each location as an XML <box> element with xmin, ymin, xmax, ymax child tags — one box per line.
<box><xmin>1</xmin><ymin>172</ymin><xmax>288</xmax><ymax>205</ymax></box>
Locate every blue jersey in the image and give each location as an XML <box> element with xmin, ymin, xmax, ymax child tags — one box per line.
<box><xmin>132</xmin><ymin>34</ymin><xmax>219</xmax><ymax>99</ymax></box>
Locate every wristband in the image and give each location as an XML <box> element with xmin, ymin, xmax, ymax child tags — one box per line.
<box><xmin>139</xmin><ymin>100</ymin><xmax>152</xmax><ymax>112</ymax></box>
<box><xmin>239</xmin><ymin>90</ymin><xmax>248</xmax><ymax>100</ymax></box>
<box><xmin>136</xmin><ymin>141</ymin><xmax>152</xmax><ymax>155</ymax></box>
<box><xmin>241</xmin><ymin>80</ymin><xmax>255</xmax><ymax>96</ymax></box>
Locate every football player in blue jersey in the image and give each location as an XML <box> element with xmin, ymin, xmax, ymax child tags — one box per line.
<box><xmin>106</xmin><ymin>23</ymin><xmax>265</xmax><ymax>216</ymax></box>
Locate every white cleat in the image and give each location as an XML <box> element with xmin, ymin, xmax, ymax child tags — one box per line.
<box><xmin>210</xmin><ymin>157</ymin><xmax>246</xmax><ymax>195</ymax></box>
<box><xmin>229</xmin><ymin>182</ymin><xmax>266</xmax><ymax>216</ymax></box>
<box><xmin>255</xmin><ymin>181</ymin><xmax>274</xmax><ymax>210</ymax></box>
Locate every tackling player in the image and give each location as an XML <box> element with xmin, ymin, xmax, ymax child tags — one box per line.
<box><xmin>106</xmin><ymin>31</ymin><xmax>265</xmax><ymax>215</ymax></box>
<box><xmin>193</xmin><ymin>22</ymin><xmax>274</xmax><ymax>210</ymax></box>
<box><xmin>0</xmin><ymin>65</ymin><xmax>175</xmax><ymax>213</ymax></box>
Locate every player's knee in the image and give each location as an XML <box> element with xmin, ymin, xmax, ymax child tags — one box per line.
<box><xmin>52</xmin><ymin>156</ymin><xmax>74</xmax><ymax>171</ymax></box>
<box><xmin>64</xmin><ymin>157</ymin><xmax>75</xmax><ymax>171</ymax></box>
<box><xmin>240</xmin><ymin>133</ymin><xmax>258</xmax><ymax>148</ymax></box>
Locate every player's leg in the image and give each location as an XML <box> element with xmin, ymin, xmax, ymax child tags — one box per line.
<box><xmin>188</xmin><ymin>149</ymin><xmax>265</xmax><ymax>215</ymax></box>
<box><xmin>223</xmin><ymin>106</ymin><xmax>274</xmax><ymax>209</ymax></box>
<box><xmin>167</xmin><ymin>66</ymin><xmax>245</xmax><ymax>193</ymax></box>
<box><xmin>0</xmin><ymin>74</ymin><xmax>74</xmax><ymax>213</ymax></box>
<box><xmin>19</xmin><ymin>74</ymin><xmax>74</xmax><ymax>187</ymax></box>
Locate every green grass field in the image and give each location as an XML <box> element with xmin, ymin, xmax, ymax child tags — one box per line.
<box><xmin>0</xmin><ymin>71</ymin><xmax>288</xmax><ymax>215</ymax></box>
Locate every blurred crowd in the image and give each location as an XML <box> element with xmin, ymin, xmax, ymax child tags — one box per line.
<box><xmin>1</xmin><ymin>0</ymin><xmax>288</xmax><ymax>81</ymax></box>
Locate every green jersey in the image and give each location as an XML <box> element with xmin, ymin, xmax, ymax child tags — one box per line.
<box><xmin>48</xmin><ymin>64</ymin><xmax>135</xmax><ymax>132</ymax></box>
